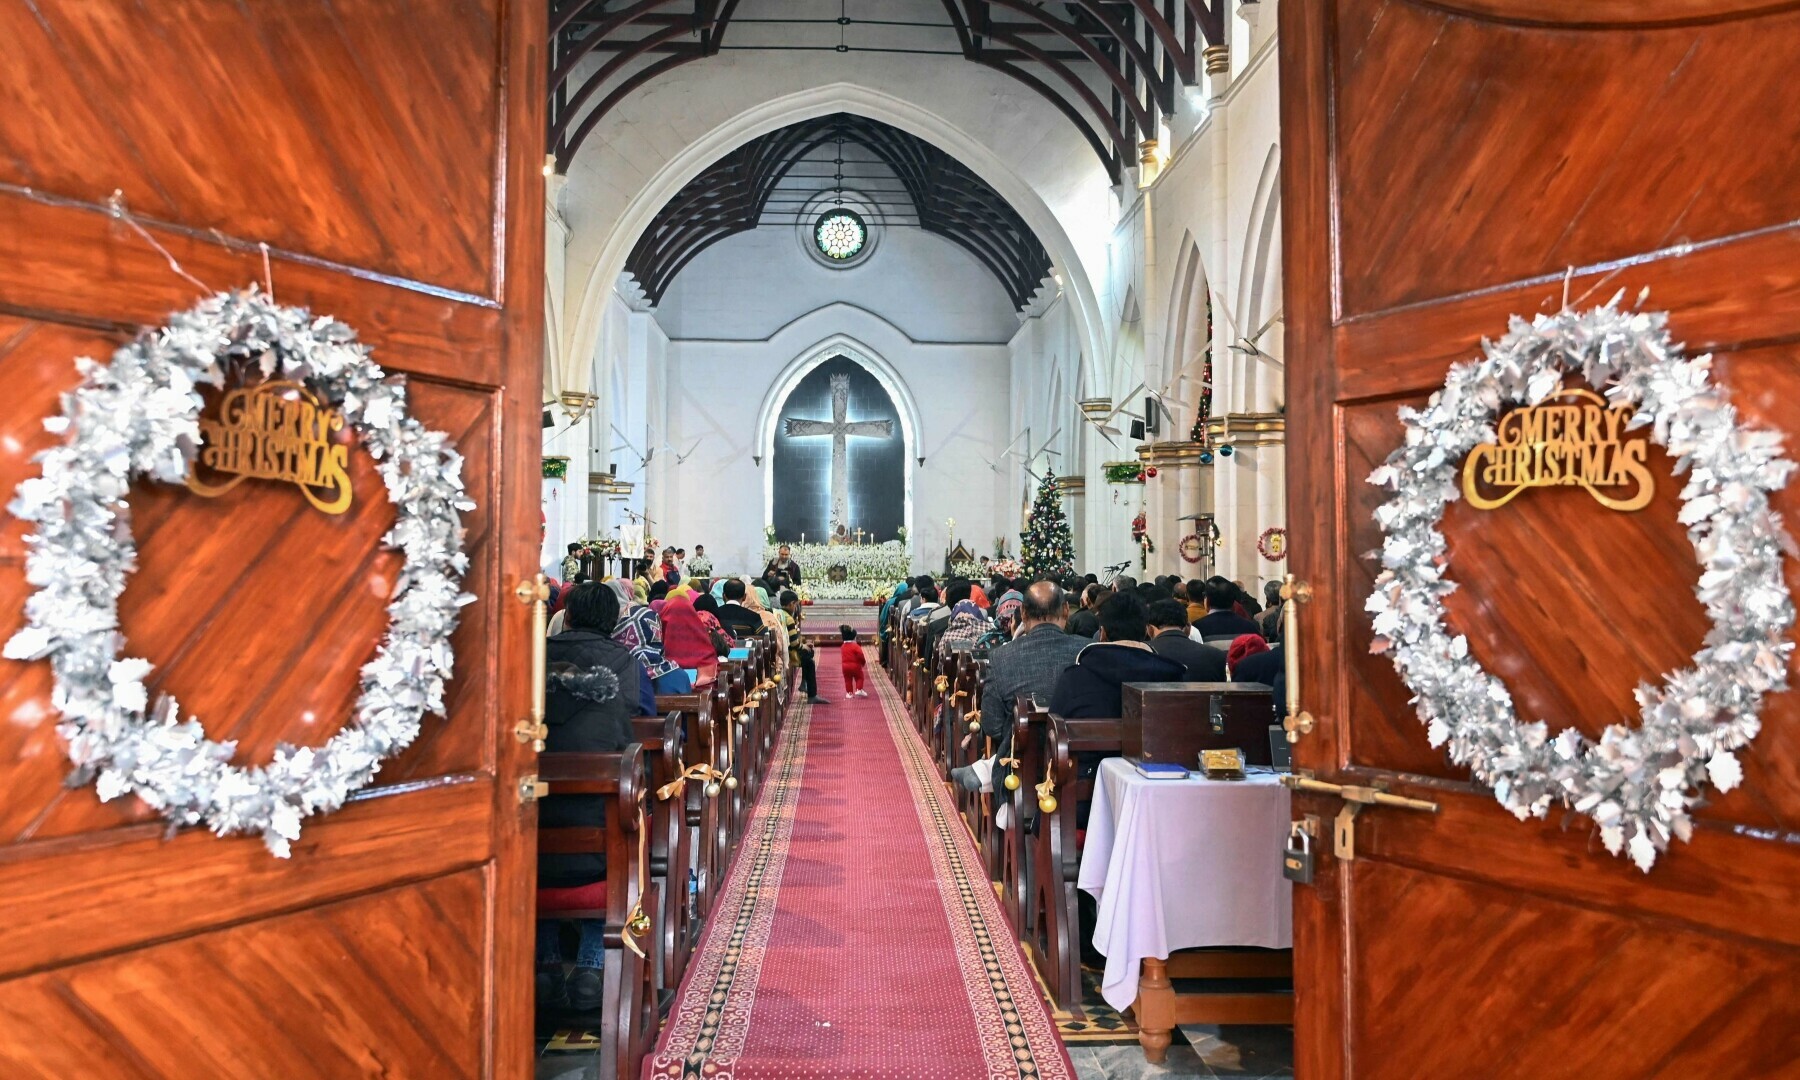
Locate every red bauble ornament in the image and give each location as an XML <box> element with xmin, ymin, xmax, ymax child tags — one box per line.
<box><xmin>1145</xmin><ymin>466</ymin><xmax>1158</xmax><ymax>478</ymax></box>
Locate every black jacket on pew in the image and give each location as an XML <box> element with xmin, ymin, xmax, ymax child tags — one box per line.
<box><xmin>1064</xmin><ymin>608</ymin><xmax>1100</xmax><ymax>638</ymax></box>
<box><xmin>1149</xmin><ymin>628</ymin><xmax>1228</xmax><ymax>682</ymax></box>
<box><xmin>1233</xmin><ymin>645</ymin><xmax>1284</xmax><ymax>715</ymax></box>
<box><xmin>540</xmin><ymin>629</ymin><xmax>642</xmax><ymax>888</ymax></box>
<box><xmin>1049</xmin><ymin>641</ymin><xmax>1187</xmax><ymax>719</ymax></box>
<box><xmin>715</xmin><ymin>602</ymin><xmax>766</xmax><ymax>641</ymax></box>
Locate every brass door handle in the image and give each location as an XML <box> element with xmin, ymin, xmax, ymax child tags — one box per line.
<box><xmin>516</xmin><ymin>574</ymin><xmax>550</xmax><ymax>759</ymax></box>
<box><xmin>1280</xmin><ymin>575</ymin><xmax>1315</xmax><ymax>744</ymax></box>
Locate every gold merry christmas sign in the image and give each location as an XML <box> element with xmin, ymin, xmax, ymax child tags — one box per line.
<box><xmin>186</xmin><ymin>380</ymin><xmax>353</xmax><ymax>513</ymax></box>
<box><xmin>1461</xmin><ymin>387</ymin><xmax>1653</xmax><ymax>511</ymax></box>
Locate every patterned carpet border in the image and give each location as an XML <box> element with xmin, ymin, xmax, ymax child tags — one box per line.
<box><xmin>646</xmin><ymin>698</ymin><xmax>814</xmax><ymax>1079</ymax></box>
<box><xmin>871</xmin><ymin>672</ymin><xmax>1076</xmax><ymax>1080</ymax></box>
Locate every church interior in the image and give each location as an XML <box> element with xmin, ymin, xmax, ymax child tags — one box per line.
<box><xmin>2</xmin><ymin>2</ymin><xmax>1798</xmax><ymax>1079</ymax></box>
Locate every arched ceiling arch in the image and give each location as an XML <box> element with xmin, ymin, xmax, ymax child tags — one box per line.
<box><xmin>547</xmin><ymin>1</ymin><xmax>1228</xmax><ymax>183</ymax></box>
<box><xmin>624</xmin><ymin>112</ymin><xmax>1053</xmax><ymax>308</ymax></box>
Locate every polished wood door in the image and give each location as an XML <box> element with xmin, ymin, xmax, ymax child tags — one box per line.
<box><xmin>0</xmin><ymin>2</ymin><xmax>544</xmax><ymax>1076</ymax></box>
<box><xmin>1281</xmin><ymin>3</ymin><xmax>1800</xmax><ymax>1076</ymax></box>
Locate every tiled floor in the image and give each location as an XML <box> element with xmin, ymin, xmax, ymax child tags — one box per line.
<box><xmin>1068</xmin><ymin>1025</ymin><xmax>1294</xmax><ymax>1080</ymax></box>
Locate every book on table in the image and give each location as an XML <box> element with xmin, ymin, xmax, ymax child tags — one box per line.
<box><xmin>1131</xmin><ymin>758</ymin><xmax>1191</xmax><ymax>780</ymax></box>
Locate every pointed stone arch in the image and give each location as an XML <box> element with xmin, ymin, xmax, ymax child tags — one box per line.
<box><xmin>754</xmin><ymin>334</ymin><xmax>920</xmax><ymax>541</ymax></box>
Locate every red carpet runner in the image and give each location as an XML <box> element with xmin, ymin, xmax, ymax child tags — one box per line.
<box><xmin>649</xmin><ymin>649</ymin><xmax>1074</xmax><ymax>1079</ymax></box>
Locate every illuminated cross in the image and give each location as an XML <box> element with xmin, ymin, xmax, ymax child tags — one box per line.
<box><xmin>782</xmin><ymin>373</ymin><xmax>894</xmax><ymax>533</ymax></box>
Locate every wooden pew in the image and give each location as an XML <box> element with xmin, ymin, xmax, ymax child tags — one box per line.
<box><xmin>704</xmin><ymin>680</ymin><xmax>737</xmax><ymax>907</ymax></box>
<box><xmin>536</xmin><ymin>744</ymin><xmax>657</xmax><ymax>1080</ymax></box>
<box><xmin>1023</xmin><ymin>712</ymin><xmax>1123</xmax><ymax>1018</ymax></box>
<box><xmin>1002</xmin><ymin>698</ymin><xmax>1051</xmax><ymax>937</ymax></box>
<box><xmin>941</xmin><ymin>652</ymin><xmax>981</xmax><ymax>802</ymax></box>
<box><xmin>655</xmin><ymin>687</ymin><xmax>724</xmax><ymax>926</ymax></box>
<box><xmin>642</xmin><ymin>701</ymin><xmax>715</xmax><ymax>997</ymax></box>
<box><xmin>719</xmin><ymin>657</ymin><xmax>753</xmax><ymax>843</ymax></box>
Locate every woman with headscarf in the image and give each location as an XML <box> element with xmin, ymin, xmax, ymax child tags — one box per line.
<box><xmin>692</xmin><ymin>592</ymin><xmax>735</xmax><ymax>650</ymax></box>
<box><xmin>742</xmin><ymin>582</ymin><xmax>789</xmax><ymax>678</ymax></box>
<box><xmin>993</xmin><ymin>581</ymin><xmax>1025</xmax><ymax>638</ymax></box>
<box><xmin>937</xmin><ymin>598</ymin><xmax>992</xmax><ymax>659</ymax></box>
<box><xmin>612</xmin><ymin>586</ymin><xmax>693</xmax><ymax>695</ymax></box>
<box><xmin>660</xmin><ymin>593</ymin><xmax>723</xmax><ymax>679</ymax></box>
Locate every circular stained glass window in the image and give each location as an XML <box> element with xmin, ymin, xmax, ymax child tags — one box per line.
<box><xmin>814</xmin><ymin>209</ymin><xmax>867</xmax><ymax>261</ymax></box>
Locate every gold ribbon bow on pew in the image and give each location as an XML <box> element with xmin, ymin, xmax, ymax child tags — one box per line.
<box><xmin>657</xmin><ymin>761</ymin><xmax>723</xmax><ymax>803</ymax></box>
<box><xmin>950</xmin><ymin>689</ymin><xmax>970</xmax><ymax>703</ymax></box>
<box><xmin>934</xmin><ymin>675</ymin><xmax>950</xmax><ymax>694</ymax></box>
<box><xmin>623</xmin><ymin>807</ymin><xmax>652</xmax><ymax>959</ymax></box>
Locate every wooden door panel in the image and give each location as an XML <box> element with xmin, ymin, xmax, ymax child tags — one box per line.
<box><xmin>0</xmin><ymin>1</ymin><xmax>501</xmax><ymax>299</ymax></box>
<box><xmin>0</xmin><ymin>0</ymin><xmax>543</xmax><ymax>1074</ymax></box>
<box><xmin>1347</xmin><ymin>861</ymin><xmax>1800</xmax><ymax>1079</ymax></box>
<box><xmin>0</xmin><ymin>868</ymin><xmax>488</xmax><ymax>1080</ymax></box>
<box><xmin>0</xmin><ymin>778</ymin><xmax>493</xmax><ymax>982</ymax></box>
<box><xmin>1332</xmin><ymin>0</ymin><xmax>1800</xmax><ymax>319</ymax></box>
<box><xmin>0</xmin><ymin>190</ymin><xmax>507</xmax><ymax>389</ymax></box>
<box><xmin>1338</xmin><ymin>392</ymin><xmax>1710</xmax><ymax>773</ymax></box>
<box><xmin>1283</xmin><ymin>3</ymin><xmax>1800</xmax><ymax>1075</ymax></box>
<box><xmin>0</xmin><ymin>341</ymin><xmax>504</xmax><ymax>844</ymax></box>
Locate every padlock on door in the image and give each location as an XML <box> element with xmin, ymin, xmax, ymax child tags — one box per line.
<box><xmin>1283</xmin><ymin>822</ymin><xmax>1314</xmax><ymax>884</ymax></box>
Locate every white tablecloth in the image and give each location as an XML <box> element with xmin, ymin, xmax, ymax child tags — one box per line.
<box><xmin>1077</xmin><ymin>758</ymin><xmax>1293</xmax><ymax>1011</ymax></box>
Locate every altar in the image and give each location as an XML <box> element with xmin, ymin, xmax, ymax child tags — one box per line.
<box><xmin>760</xmin><ymin>539</ymin><xmax>910</xmax><ymax>600</ymax></box>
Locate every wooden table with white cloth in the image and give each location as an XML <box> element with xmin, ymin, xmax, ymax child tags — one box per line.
<box><xmin>1077</xmin><ymin>757</ymin><xmax>1295</xmax><ymax>1056</ymax></box>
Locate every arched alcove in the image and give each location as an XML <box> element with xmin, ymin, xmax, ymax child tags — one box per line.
<box><xmin>755</xmin><ymin>335</ymin><xmax>919</xmax><ymax>543</ymax></box>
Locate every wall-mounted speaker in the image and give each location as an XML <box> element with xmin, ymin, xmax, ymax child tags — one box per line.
<box><xmin>1129</xmin><ymin>418</ymin><xmax>1147</xmax><ymax>441</ymax></box>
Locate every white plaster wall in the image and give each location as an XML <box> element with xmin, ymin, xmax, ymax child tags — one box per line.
<box><xmin>1006</xmin><ymin>293</ymin><xmax>1084</xmax><ymax>564</ymax></box>
<box><xmin>656</xmin><ymin>227</ymin><xmax>1020</xmax><ymax>345</ymax></box>
<box><xmin>660</xmin><ymin>303</ymin><xmax>1011</xmax><ymax>578</ymax></box>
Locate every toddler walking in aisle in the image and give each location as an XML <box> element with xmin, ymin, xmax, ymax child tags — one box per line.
<box><xmin>839</xmin><ymin>626</ymin><xmax>868</xmax><ymax>697</ymax></box>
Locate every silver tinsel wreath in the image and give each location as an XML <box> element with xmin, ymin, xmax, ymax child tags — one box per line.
<box><xmin>1366</xmin><ymin>300</ymin><xmax>1794</xmax><ymax>872</ymax></box>
<box><xmin>4</xmin><ymin>289</ymin><xmax>474</xmax><ymax>857</ymax></box>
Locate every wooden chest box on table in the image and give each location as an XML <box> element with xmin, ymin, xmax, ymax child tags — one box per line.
<box><xmin>1121</xmin><ymin>682</ymin><xmax>1276</xmax><ymax>768</ymax></box>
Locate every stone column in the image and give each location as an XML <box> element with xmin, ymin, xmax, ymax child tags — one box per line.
<box><xmin>1215</xmin><ymin>412</ymin><xmax>1286</xmax><ymax>587</ymax></box>
<box><xmin>1138</xmin><ymin>442</ymin><xmax>1211</xmax><ymax>578</ymax></box>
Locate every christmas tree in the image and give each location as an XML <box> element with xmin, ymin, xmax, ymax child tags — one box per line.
<box><xmin>1020</xmin><ymin>469</ymin><xmax>1075</xmax><ymax>579</ymax></box>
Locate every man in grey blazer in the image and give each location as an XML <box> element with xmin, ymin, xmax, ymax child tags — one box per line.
<box><xmin>953</xmin><ymin>580</ymin><xmax>1088</xmax><ymax>794</ymax></box>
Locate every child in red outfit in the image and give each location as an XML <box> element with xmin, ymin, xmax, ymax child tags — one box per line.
<box><xmin>839</xmin><ymin>625</ymin><xmax>868</xmax><ymax>697</ymax></box>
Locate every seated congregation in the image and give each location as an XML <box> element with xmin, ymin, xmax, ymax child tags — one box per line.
<box><xmin>529</xmin><ymin>557</ymin><xmax>1292</xmax><ymax>1076</ymax></box>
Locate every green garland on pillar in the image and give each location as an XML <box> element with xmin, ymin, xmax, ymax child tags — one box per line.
<box><xmin>1020</xmin><ymin>469</ymin><xmax>1075</xmax><ymax>579</ymax></box>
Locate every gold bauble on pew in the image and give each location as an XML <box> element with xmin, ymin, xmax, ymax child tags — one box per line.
<box><xmin>627</xmin><ymin>908</ymin><xmax>652</xmax><ymax>936</ymax></box>
<box><xmin>1038</xmin><ymin>794</ymin><xmax>1059</xmax><ymax>814</ymax></box>
<box><xmin>968</xmin><ymin>719</ymin><xmax>981</xmax><ymax>733</ymax></box>
<box><xmin>725</xmin><ymin>775</ymin><xmax>739</xmax><ymax>790</ymax></box>
<box><xmin>1004</xmin><ymin>774</ymin><xmax>1021</xmax><ymax>791</ymax></box>
<box><xmin>704</xmin><ymin>781</ymin><xmax>721</xmax><ymax>798</ymax></box>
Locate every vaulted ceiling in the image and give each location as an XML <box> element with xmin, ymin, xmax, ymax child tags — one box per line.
<box><xmin>622</xmin><ymin>113</ymin><xmax>1054</xmax><ymax>308</ymax></box>
<box><xmin>547</xmin><ymin>1</ymin><xmax>1228</xmax><ymax>183</ymax></box>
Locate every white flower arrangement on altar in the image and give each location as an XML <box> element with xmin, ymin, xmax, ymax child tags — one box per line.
<box><xmin>762</xmin><ymin>541</ymin><xmax>910</xmax><ymax>600</ymax></box>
